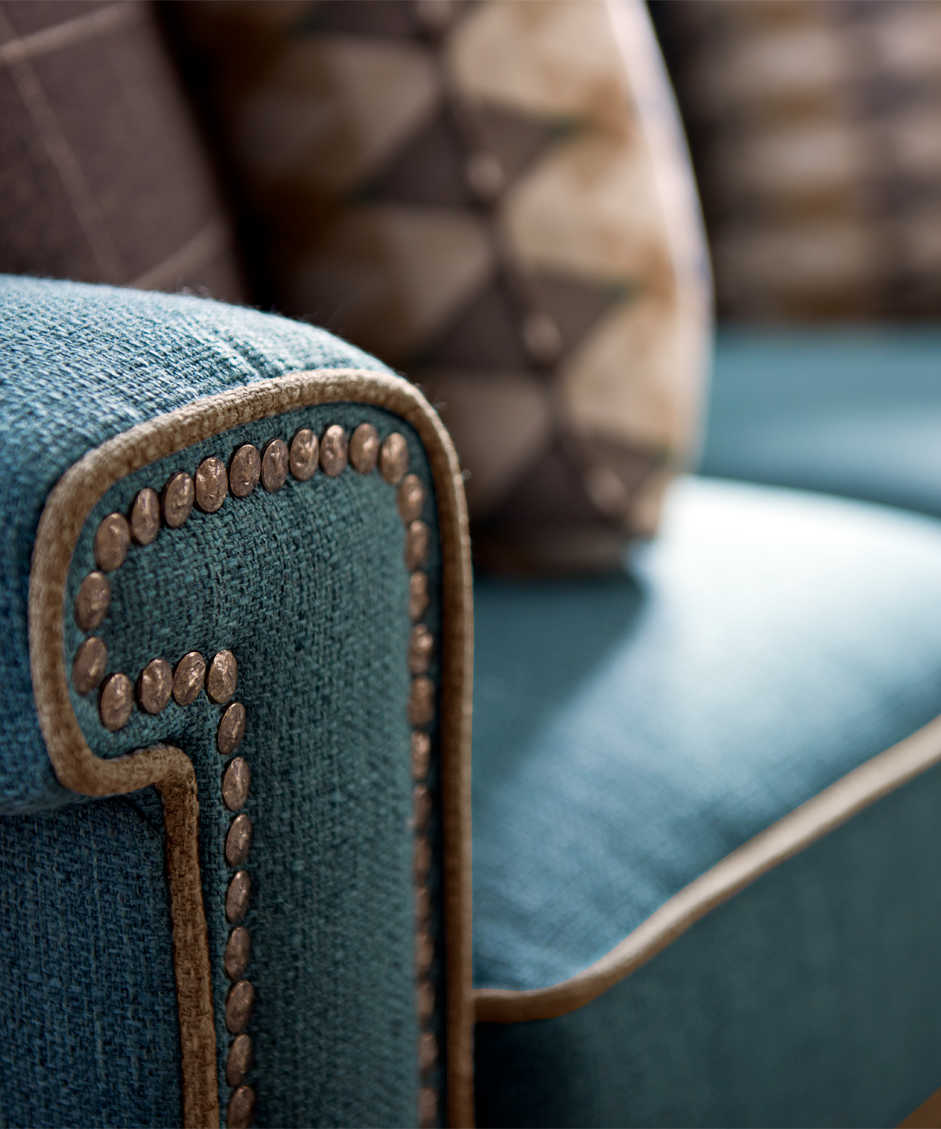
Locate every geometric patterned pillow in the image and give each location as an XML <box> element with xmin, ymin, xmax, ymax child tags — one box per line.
<box><xmin>170</xmin><ymin>0</ymin><xmax>712</xmax><ymax>571</ymax></box>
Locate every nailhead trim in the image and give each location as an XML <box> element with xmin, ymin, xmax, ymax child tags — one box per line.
<box><xmin>71</xmin><ymin>422</ymin><xmax>439</xmax><ymax>1127</ymax></box>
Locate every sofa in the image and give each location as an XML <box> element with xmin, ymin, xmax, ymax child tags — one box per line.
<box><xmin>2</xmin><ymin>2</ymin><xmax>941</xmax><ymax>1128</ymax></box>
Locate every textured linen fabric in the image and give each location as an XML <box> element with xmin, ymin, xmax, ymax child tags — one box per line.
<box><xmin>0</xmin><ymin>793</ymin><xmax>181</xmax><ymax>1128</ymax></box>
<box><xmin>0</xmin><ymin>276</ymin><xmax>443</xmax><ymax>1126</ymax></box>
<box><xmin>0</xmin><ymin>1</ymin><xmax>245</xmax><ymax>299</ymax></box>
<box><xmin>0</xmin><ymin>273</ymin><xmax>383</xmax><ymax>812</ymax></box>
<box><xmin>472</xmin><ymin>477</ymin><xmax>941</xmax><ymax>1125</ymax></box>
<box><xmin>476</xmin><ymin>761</ymin><xmax>941</xmax><ymax>1127</ymax></box>
<box><xmin>702</xmin><ymin>329</ymin><xmax>941</xmax><ymax>518</ymax></box>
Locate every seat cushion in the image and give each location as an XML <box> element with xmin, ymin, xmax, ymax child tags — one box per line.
<box><xmin>702</xmin><ymin>329</ymin><xmax>941</xmax><ymax>518</ymax></box>
<box><xmin>472</xmin><ymin>477</ymin><xmax>941</xmax><ymax>1126</ymax></box>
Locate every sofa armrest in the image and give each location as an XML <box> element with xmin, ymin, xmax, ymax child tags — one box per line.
<box><xmin>0</xmin><ymin>276</ymin><xmax>472</xmax><ymax>1128</ymax></box>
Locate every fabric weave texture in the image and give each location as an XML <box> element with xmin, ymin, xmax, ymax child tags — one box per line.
<box><xmin>472</xmin><ymin>477</ymin><xmax>941</xmax><ymax>1126</ymax></box>
<box><xmin>0</xmin><ymin>275</ymin><xmax>443</xmax><ymax>1127</ymax></box>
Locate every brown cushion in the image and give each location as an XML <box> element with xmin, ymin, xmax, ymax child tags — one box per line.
<box><xmin>170</xmin><ymin>0</ymin><xmax>710</xmax><ymax>571</ymax></box>
<box><xmin>653</xmin><ymin>0</ymin><xmax>941</xmax><ymax>322</ymax></box>
<box><xmin>0</xmin><ymin>0</ymin><xmax>245</xmax><ymax>301</ymax></box>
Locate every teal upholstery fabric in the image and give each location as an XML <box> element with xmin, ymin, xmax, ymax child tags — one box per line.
<box><xmin>472</xmin><ymin>477</ymin><xmax>941</xmax><ymax>1126</ymax></box>
<box><xmin>0</xmin><ymin>274</ymin><xmax>384</xmax><ymax>813</ymax></box>
<box><xmin>0</xmin><ymin>277</ymin><xmax>444</xmax><ymax>1127</ymax></box>
<box><xmin>702</xmin><ymin>329</ymin><xmax>941</xmax><ymax>517</ymax></box>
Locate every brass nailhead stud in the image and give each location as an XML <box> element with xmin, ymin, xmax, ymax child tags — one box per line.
<box><xmin>414</xmin><ymin>837</ymin><xmax>431</xmax><ymax>883</ymax></box>
<box><xmin>418</xmin><ymin>979</ymin><xmax>435</xmax><ymax>1021</ymax></box>
<box><xmin>172</xmin><ymin>651</ymin><xmax>206</xmax><ymax>706</ymax></box>
<box><xmin>349</xmin><ymin>423</ymin><xmax>379</xmax><ymax>473</ymax></box>
<box><xmin>289</xmin><ymin>428</ymin><xmax>318</xmax><ymax>481</ymax></box>
<box><xmin>416</xmin><ymin>926</ymin><xmax>434</xmax><ymax>975</ymax></box>
<box><xmin>419</xmin><ymin>1031</ymin><xmax>438</xmax><ymax>1073</ymax></box>
<box><xmin>222</xmin><ymin>756</ymin><xmax>251</xmax><ymax>811</ymax></box>
<box><xmin>229</xmin><ymin>444</ymin><xmax>261</xmax><ymax>498</ymax></box>
<box><xmin>225</xmin><ymin>926</ymin><xmax>252</xmax><ymax>981</ymax></box>
<box><xmin>138</xmin><ymin>658</ymin><xmax>172</xmax><ymax>714</ymax></box>
<box><xmin>99</xmin><ymin>672</ymin><xmax>133</xmax><ymax>731</ymax></box>
<box><xmin>225</xmin><ymin>813</ymin><xmax>253</xmax><ymax>867</ymax></box>
<box><xmin>320</xmin><ymin>424</ymin><xmax>348</xmax><ymax>477</ymax></box>
<box><xmin>419</xmin><ymin>1086</ymin><xmax>438</xmax><ymax>1129</ymax></box>
<box><xmin>261</xmin><ymin>438</ymin><xmax>289</xmax><ymax>492</ymax></box>
<box><xmin>523</xmin><ymin>311</ymin><xmax>563</xmax><ymax>365</ymax></box>
<box><xmin>397</xmin><ymin>474</ymin><xmax>425</xmax><ymax>523</ymax></box>
<box><xmin>227</xmin><ymin>1084</ymin><xmax>256</xmax><ymax>1129</ymax></box>
<box><xmin>129</xmin><ymin>488</ymin><xmax>160</xmax><ymax>545</ymax></box>
<box><xmin>94</xmin><ymin>513</ymin><xmax>130</xmax><ymax>571</ymax></box>
<box><xmin>405</xmin><ymin>521</ymin><xmax>430</xmax><ymax>570</ymax></box>
<box><xmin>411</xmin><ymin>731</ymin><xmax>431</xmax><ymax>779</ymax></box>
<box><xmin>72</xmin><ymin>637</ymin><xmax>107</xmax><ymax>694</ymax></box>
<box><xmin>408</xmin><ymin>677</ymin><xmax>435</xmax><ymax>727</ymax></box>
<box><xmin>408</xmin><ymin>625</ymin><xmax>434</xmax><ymax>675</ymax></box>
<box><xmin>75</xmin><ymin>571</ymin><xmax>111</xmax><ymax>631</ymax></box>
<box><xmin>409</xmin><ymin>573</ymin><xmax>430</xmax><ymax>621</ymax></box>
<box><xmin>225</xmin><ymin>980</ymin><xmax>255</xmax><ymax>1034</ymax></box>
<box><xmin>162</xmin><ymin>471</ymin><xmax>195</xmax><ymax>529</ymax></box>
<box><xmin>218</xmin><ymin>702</ymin><xmax>247</xmax><ymax>756</ymax></box>
<box><xmin>195</xmin><ymin>456</ymin><xmax>228</xmax><ymax>513</ymax></box>
<box><xmin>415</xmin><ymin>883</ymin><xmax>430</xmax><ymax>924</ymax></box>
<box><xmin>207</xmin><ymin>650</ymin><xmax>238</xmax><ymax>704</ymax></box>
<box><xmin>226</xmin><ymin>1033</ymin><xmax>254</xmax><ymax>1087</ymax></box>
<box><xmin>226</xmin><ymin>870</ymin><xmax>252</xmax><ymax>924</ymax></box>
<box><xmin>380</xmin><ymin>432</ymin><xmax>409</xmax><ymax>484</ymax></box>
<box><xmin>413</xmin><ymin>784</ymin><xmax>431</xmax><ymax>829</ymax></box>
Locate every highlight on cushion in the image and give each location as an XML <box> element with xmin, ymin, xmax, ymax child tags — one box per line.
<box><xmin>168</xmin><ymin>0</ymin><xmax>711</xmax><ymax>571</ymax></box>
<box><xmin>471</xmin><ymin>477</ymin><xmax>941</xmax><ymax>1127</ymax></box>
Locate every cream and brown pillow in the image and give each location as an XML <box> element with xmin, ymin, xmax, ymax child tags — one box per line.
<box><xmin>171</xmin><ymin>0</ymin><xmax>711</xmax><ymax>571</ymax></box>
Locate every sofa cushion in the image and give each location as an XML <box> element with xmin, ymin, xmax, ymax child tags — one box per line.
<box><xmin>472</xmin><ymin>477</ymin><xmax>941</xmax><ymax>1126</ymax></box>
<box><xmin>702</xmin><ymin>329</ymin><xmax>941</xmax><ymax>520</ymax></box>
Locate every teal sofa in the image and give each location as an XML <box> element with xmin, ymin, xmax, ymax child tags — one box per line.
<box><xmin>4</xmin><ymin>276</ymin><xmax>941</xmax><ymax>1128</ymax></box>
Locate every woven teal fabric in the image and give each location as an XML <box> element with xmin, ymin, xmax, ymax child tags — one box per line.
<box><xmin>0</xmin><ymin>794</ymin><xmax>180</xmax><ymax>1128</ymax></box>
<box><xmin>476</xmin><ymin>760</ymin><xmax>941</xmax><ymax>1127</ymax></box>
<box><xmin>472</xmin><ymin>477</ymin><xmax>941</xmax><ymax>1125</ymax></box>
<box><xmin>0</xmin><ymin>277</ymin><xmax>444</xmax><ymax>1127</ymax></box>
<box><xmin>702</xmin><ymin>329</ymin><xmax>941</xmax><ymax>517</ymax></box>
<box><xmin>0</xmin><ymin>274</ymin><xmax>384</xmax><ymax>813</ymax></box>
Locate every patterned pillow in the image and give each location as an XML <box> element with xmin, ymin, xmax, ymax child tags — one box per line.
<box><xmin>171</xmin><ymin>0</ymin><xmax>711</xmax><ymax>571</ymax></box>
<box><xmin>0</xmin><ymin>0</ymin><xmax>245</xmax><ymax>301</ymax></box>
<box><xmin>652</xmin><ymin>0</ymin><xmax>941</xmax><ymax>322</ymax></box>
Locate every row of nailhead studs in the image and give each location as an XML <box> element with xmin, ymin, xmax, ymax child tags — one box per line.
<box><xmin>215</xmin><ymin>654</ymin><xmax>255</xmax><ymax>1129</ymax></box>
<box><xmin>72</xmin><ymin>424</ymin><xmax>417</xmax><ymax>731</ymax></box>
<box><xmin>399</xmin><ymin>477</ymin><xmax>439</xmax><ymax>1124</ymax></box>
<box><xmin>71</xmin><ymin>422</ymin><xmax>435</xmax><ymax>1128</ymax></box>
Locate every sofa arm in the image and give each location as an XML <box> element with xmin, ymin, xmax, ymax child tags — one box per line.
<box><xmin>0</xmin><ymin>276</ymin><xmax>473</xmax><ymax>1128</ymax></box>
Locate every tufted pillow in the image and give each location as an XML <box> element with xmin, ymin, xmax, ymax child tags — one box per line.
<box><xmin>168</xmin><ymin>0</ymin><xmax>712</xmax><ymax>571</ymax></box>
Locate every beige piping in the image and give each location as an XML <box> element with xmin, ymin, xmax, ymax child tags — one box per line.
<box><xmin>29</xmin><ymin>369</ymin><xmax>474</xmax><ymax>1127</ymax></box>
<box><xmin>475</xmin><ymin>710</ymin><xmax>941</xmax><ymax>1024</ymax></box>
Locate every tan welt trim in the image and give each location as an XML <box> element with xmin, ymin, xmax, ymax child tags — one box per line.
<box><xmin>900</xmin><ymin>1084</ymin><xmax>941</xmax><ymax>1128</ymax></box>
<box><xmin>29</xmin><ymin>369</ymin><xmax>474</xmax><ymax>1127</ymax></box>
<box><xmin>475</xmin><ymin>711</ymin><xmax>941</xmax><ymax>1024</ymax></box>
